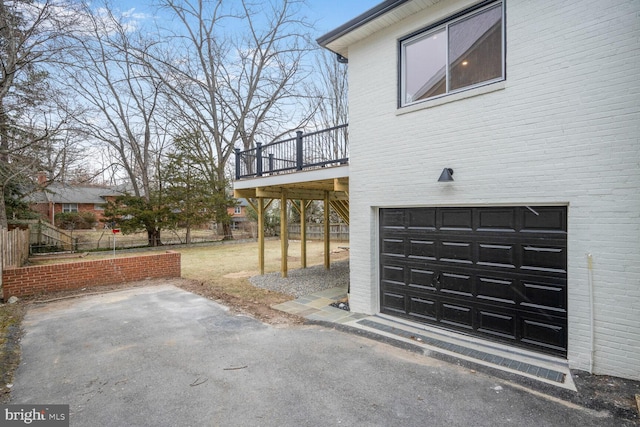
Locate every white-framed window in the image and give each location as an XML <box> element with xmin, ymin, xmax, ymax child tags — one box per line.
<box><xmin>234</xmin><ymin>206</ymin><xmax>242</xmax><ymax>214</ymax></box>
<box><xmin>400</xmin><ymin>1</ymin><xmax>504</xmax><ymax>107</ymax></box>
<box><xmin>62</xmin><ymin>203</ymin><xmax>78</xmax><ymax>213</ymax></box>
<box><xmin>94</xmin><ymin>204</ymin><xmax>105</xmax><ymax>211</ymax></box>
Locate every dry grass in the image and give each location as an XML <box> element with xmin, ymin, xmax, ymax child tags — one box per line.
<box><xmin>179</xmin><ymin>239</ymin><xmax>349</xmax><ymax>280</ymax></box>
<box><xmin>27</xmin><ymin>238</ymin><xmax>350</xmax><ymax>322</ymax></box>
<box><xmin>175</xmin><ymin>239</ymin><xmax>349</xmax><ymax>311</ymax></box>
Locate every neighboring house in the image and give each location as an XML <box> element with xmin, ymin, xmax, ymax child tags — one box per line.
<box><xmin>28</xmin><ymin>181</ymin><xmax>124</xmax><ymax>226</ymax></box>
<box><xmin>235</xmin><ymin>0</ymin><xmax>639</xmax><ymax>381</ymax></box>
<box><xmin>228</xmin><ymin>198</ymin><xmax>250</xmax><ymax>230</ymax></box>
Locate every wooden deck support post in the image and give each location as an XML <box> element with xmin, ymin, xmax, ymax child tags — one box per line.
<box><xmin>300</xmin><ymin>200</ymin><xmax>307</xmax><ymax>269</ymax></box>
<box><xmin>280</xmin><ymin>192</ymin><xmax>288</xmax><ymax>278</ymax></box>
<box><xmin>324</xmin><ymin>191</ymin><xmax>330</xmax><ymax>270</ymax></box>
<box><xmin>258</xmin><ymin>198</ymin><xmax>265</xmax><ymax>275</ymax></box>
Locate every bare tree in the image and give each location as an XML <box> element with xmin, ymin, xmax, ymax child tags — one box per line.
<box><xmin>306</xmin><ymin>48</ymin><xmax>349</xmax><ymax>162</ymax></box>
<box><xmin>140</xmin><ymin>0</ymin><xmax>316</xmax><ymax>238</ymax></box>
<box><xmin>0</xmin><ymin>0</ymin><xmax>81</xmax><ymax>229</ymax></box>
<box><xmin>63</xmin><ymin>3</ymin><xmax>168</xmax><ymax>245</ymax></box>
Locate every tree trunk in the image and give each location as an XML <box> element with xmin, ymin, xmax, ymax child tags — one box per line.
<box><xmin>222</xmin><ymin>222</ymin><xmax>233</xmax><ymax>241</ymax></box>
<box><xmin>185</xmin><ymin>225</ymin><xmax>191</xmax><ymax>245</ymax></box>
<box><xmin>0</xmin><ymin>186</ymin><xmax>7</xmax><ymax>230</ymax></box>
<box><xmin>147</xmin><ymin>228</ymin><xmax>162</xmax><ymax>247</ymax></box>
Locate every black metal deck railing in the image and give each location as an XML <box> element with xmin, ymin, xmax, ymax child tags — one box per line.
<box><xmin>234</xmin><ymin>124</ymin><xmax>348</xmax><ymax>180</ymax></box>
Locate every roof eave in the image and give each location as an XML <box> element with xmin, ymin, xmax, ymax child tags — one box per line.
<box><xmin>316</xmin><ymin>0</ymin><xmax>412</xmax><ymax>57</ymax></box>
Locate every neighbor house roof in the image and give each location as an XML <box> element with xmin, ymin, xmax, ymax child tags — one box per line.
<box><xmin>317</xmin><ymin>0</ymin><xmax>441</xmax><ymax>58</ymax></box>
<box><xmin>25</xmin><ymin>183</ymin><xmax>124</xmax><ymax>205</ymax></box>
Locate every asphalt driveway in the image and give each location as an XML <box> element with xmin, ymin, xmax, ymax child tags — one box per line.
<box><xmin>10</xmin><ymin>284</ymin><xmax>628</xmax><ymax>426</ymax></box>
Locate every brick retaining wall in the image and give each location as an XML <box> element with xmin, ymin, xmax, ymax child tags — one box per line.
<box><xmin>2</xmin><ymin>251</ymin><xmax>181</xmax><ymax>300</ymax></box>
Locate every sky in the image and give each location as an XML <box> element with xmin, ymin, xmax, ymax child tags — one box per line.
<box><xmin>110</xmin><ymin>0</ymin><xmax>382</xmax><ymax>40</ymax></box>
<box><xmin>305</xmin><ymin>0</ymin><xmax>381</xmax><ymax>35</ymax></box>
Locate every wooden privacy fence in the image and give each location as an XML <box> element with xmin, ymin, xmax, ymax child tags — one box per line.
<box><xmin>288</xmin><ymin>223</ymin><xmax>349</xmax><ymax>241</ymax></box>
<box><xmin>1</xmin><ymin>227</ymin><xmax>30</xmax><ymax>269</ymax></box>
<box><xmin>27</xmin><ymin>220</ymin><xmax>75</xmax><ymax>252</ymax></box>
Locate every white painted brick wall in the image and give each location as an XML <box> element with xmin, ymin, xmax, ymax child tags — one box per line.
<box><xmin>346</xmin><ymin>0</ymin><xmax>640</xmax><ymax>380</ymax></box>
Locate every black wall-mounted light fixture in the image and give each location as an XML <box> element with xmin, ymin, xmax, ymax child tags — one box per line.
<box><xmin>438</xmin><ymin>168</ymin><xmax>454</xmax><ymax>182</ymax></box>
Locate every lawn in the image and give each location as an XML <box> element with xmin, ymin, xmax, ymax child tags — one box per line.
<box><xmin>25</xmin><ymin>238</ymin><xmax>350</xmax><ymax>322</ymax></box>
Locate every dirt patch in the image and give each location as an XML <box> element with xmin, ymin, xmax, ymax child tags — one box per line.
<box><xmin>176</xmin><ymin>278</ymin><xmax>303</xmax><ymax>327</ymax></box>
<box><xmin>571</xmin><ymin>370</ymin><xmax>640</xmax><ymax>420</ymax></box>
<box><xmin>0</xmin><ymin>303</ymin><xmax>25</xmax><ymax>403</ymax></box>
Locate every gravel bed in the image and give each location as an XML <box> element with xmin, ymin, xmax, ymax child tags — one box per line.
<box><xmin>249</xmin><ymin>260</ymin><xmax>349</xmax><ymax>298</ymax></box>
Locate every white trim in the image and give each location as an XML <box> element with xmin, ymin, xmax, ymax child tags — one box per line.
<box><xmin>397</xmin><ymin>80</ymin><xmax>505</xmax><ymax>115</ymax></box>
<box><xmin>233</xmin><ymin>165</ymin><xmax>349</xmax><ymax>190</ymax></box>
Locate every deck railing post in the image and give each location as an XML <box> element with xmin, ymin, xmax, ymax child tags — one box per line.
<box><xmin>256</xmin><ymin>143</ymin><xmax>263</xmax><ymax>177</ymax></box>
<box><xmin>296</xmin><ymin>130</ymin><xmax>303</xmax><ymax>171</ymax></box>
<box><xmin>234</xmin><ymin>148</ymin><xmax>241</xmax><ymax>179</ymax></box>
<box><xmin>268</xmin><ymin>153</ymin><xmax>274</xmax><ymax>172</ymax></box>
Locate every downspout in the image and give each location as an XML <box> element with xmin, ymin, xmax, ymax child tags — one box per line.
<box><xmin>587</xmin><ymin>253</ymin><xmax>595</xmax><ymax>373</ymax></box>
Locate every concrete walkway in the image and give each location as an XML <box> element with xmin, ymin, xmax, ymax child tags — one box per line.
<box><xmin>273</xmin><ymin>286</ymin><xmax>640</xmax><ymax>422</ymax></box>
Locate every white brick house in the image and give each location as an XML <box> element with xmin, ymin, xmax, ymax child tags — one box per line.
<box><xmin>317</xmin><ymin>0</ymin><xmax>640</xmax><ymax>380</ymax></box>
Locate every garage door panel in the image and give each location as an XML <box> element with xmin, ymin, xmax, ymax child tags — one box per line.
<box><xmin>408</xmin><ymin>268</ymin><xmax>437</xmax><ymax>291</ymax></box>
<box><xmin>380</xmin><ymin>206</ymin><xmax>568</xmax><ymax>357</ymax></box>
<box><xmin>476</xmin><ymin>276</ymin><xmax>517</xmax><ymax>305</ymax></box>
<box><xmin>381</xmin><ymin>238</ymin><xmax>405</xmax><ymax>257</ymax></box>
<box><xmin>439</xmin><ymin>208</ymin><xmax>473</xmax><ymax>230</ymax></box>
<box><xmin>381</xmin><ymin>264</ymin><xmax>405</xmax><ymax>285</ymax></box>
<box><xmin>380</xmin><ymin>209</ymin><xmax>407</xmax><ymax>228</ymax></box>
<box><xmin>440</xmin><ymin>241</ymin><xmax>473</xmax><ymax>263</ymax></box>
<box><xmin>477</xmin><ymin>309</ymin><xmax>517</xmax><ymax>340</ymax></box>
<box><xmin>440</xmin><ymin>272</ymin><xmax>473</xmax><ymax>297</ymax></box>
<box><xmin>521</xmin><ymin>244</ymin><xmax>567</xmax><ymax>273</ymax></box>
<box><xmin>522</xmin><ymin>206</ymin><xmax>566</xmax><ymax>232</ymax></box>
<box><xmin>478</xmin><ymin>243</ymin><xmax>517</xmax><ymax>268</ymax></box>
<box><xmin>520</xmin><ymin>316</ymin><xmax>567</xmax><ymax>353</ymax></box>
<box><xmin>521</xmin><ymin>279</ymin><xmax>567</xmax><ymax>313</ymax></box>
<box><xmin>381</xmin><ymin>291</ymin><xmax>406</xmax><ymax>315</ymax></box>
<box><xmin>477</xmin><ymin>208</ymin><xmax>517</xmax><ymax>231</ymax></box>
<box><xmin>408</xmin><ymin>297</ymin><xmax>438</xmax><ymax>322</ymax></box>
<box><xmin>408</xmin><ymin>239</ymin><xmax>436</xmax><ymax>260</ymax></box>
<box><xmin>440</xmin><ymin>302</ymin><xmax>474</xmax><ymax>329</ymax></box>
<box><xmin>408</xmin><ymin>208</ymin><xmax>436</xmax><ymax>229</ymax></box>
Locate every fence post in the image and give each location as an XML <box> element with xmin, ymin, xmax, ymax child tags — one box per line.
<box><xmin>268</xmin><ymin>153</ymin><xmax>274</xmax><ymax>172</ymax></box>
<box><xmin>256</xmin><ymin>143</ymin><xmax>263</xmax><ymax>177</ymax></box>
<box><xmin>296</xmin><ymin>130</ymin><xmax>303</xmax><ymax>171</ymax></box>
<box><xmin>234</xmin><ymin>148</ymin><xmax>241</xmax><ymax>179</ymax></box>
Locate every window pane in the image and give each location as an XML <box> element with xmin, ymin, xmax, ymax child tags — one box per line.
<box><xmin>404</xmin><ymin>27</ymin><xmax>446</xmax><ymax>104</ymax></box>
<box><xmin>449</xmin><ymin>4</ymin><xmax>502</xmax><ymax>91</ymax></box>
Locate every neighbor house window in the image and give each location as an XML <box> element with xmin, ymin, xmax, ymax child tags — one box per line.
<box><xmin>62</xmin><ymin>203</ymin><xmax>78</xmax><ymax>213</ymax></box>
<box><xmin>400</xmin><ymin>1</ymin><xmax>504</xmax><ymax>106</ymax></box>
<box><xmin>234</xmin><ymin>206</ymin><xmax>242</xmax><ymax>214</ymax></box>
<box><xmin>94</xmin><ymin>204</ymin><xmax>105</xmax><ymax>211</ymax></box>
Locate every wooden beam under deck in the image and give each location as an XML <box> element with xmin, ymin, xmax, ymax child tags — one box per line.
<box><xmin>234</xmin><ymin>176</ymin><xmax>348</xmax><ymax>277</ymax></box>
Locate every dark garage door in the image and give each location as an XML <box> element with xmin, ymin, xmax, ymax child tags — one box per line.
<box><xmin>380</xmin><ymin>206</ymin><xmax>567</xmax><ymax>357</ymax></box>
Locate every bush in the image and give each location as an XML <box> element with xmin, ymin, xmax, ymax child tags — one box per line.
<box><xmin>55</xmin><ymin>212</ymin><xmax>97</xmax><ymax>230</ymax></box>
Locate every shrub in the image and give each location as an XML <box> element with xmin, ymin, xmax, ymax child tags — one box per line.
<box><xmin>55</xmin><ymin>212</ymin><xmax>97</xmax><ymax>230</ymax></box>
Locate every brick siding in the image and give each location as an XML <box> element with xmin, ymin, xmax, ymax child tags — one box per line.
<box><xmin>345</xmin><ymin>0</ymin><xmax>640</xmax><ymax>380</ymax></box>
<box><xmin>2</xmin><ymin>251</ymin><xmax>181</xmax><ymax>300</ymax></box>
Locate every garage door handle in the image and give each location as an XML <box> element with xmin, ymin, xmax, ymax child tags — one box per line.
<box><xmin>433</xmin><ymin>273</ymin><xmax>441</xmax><ymax>285</ymax></box>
